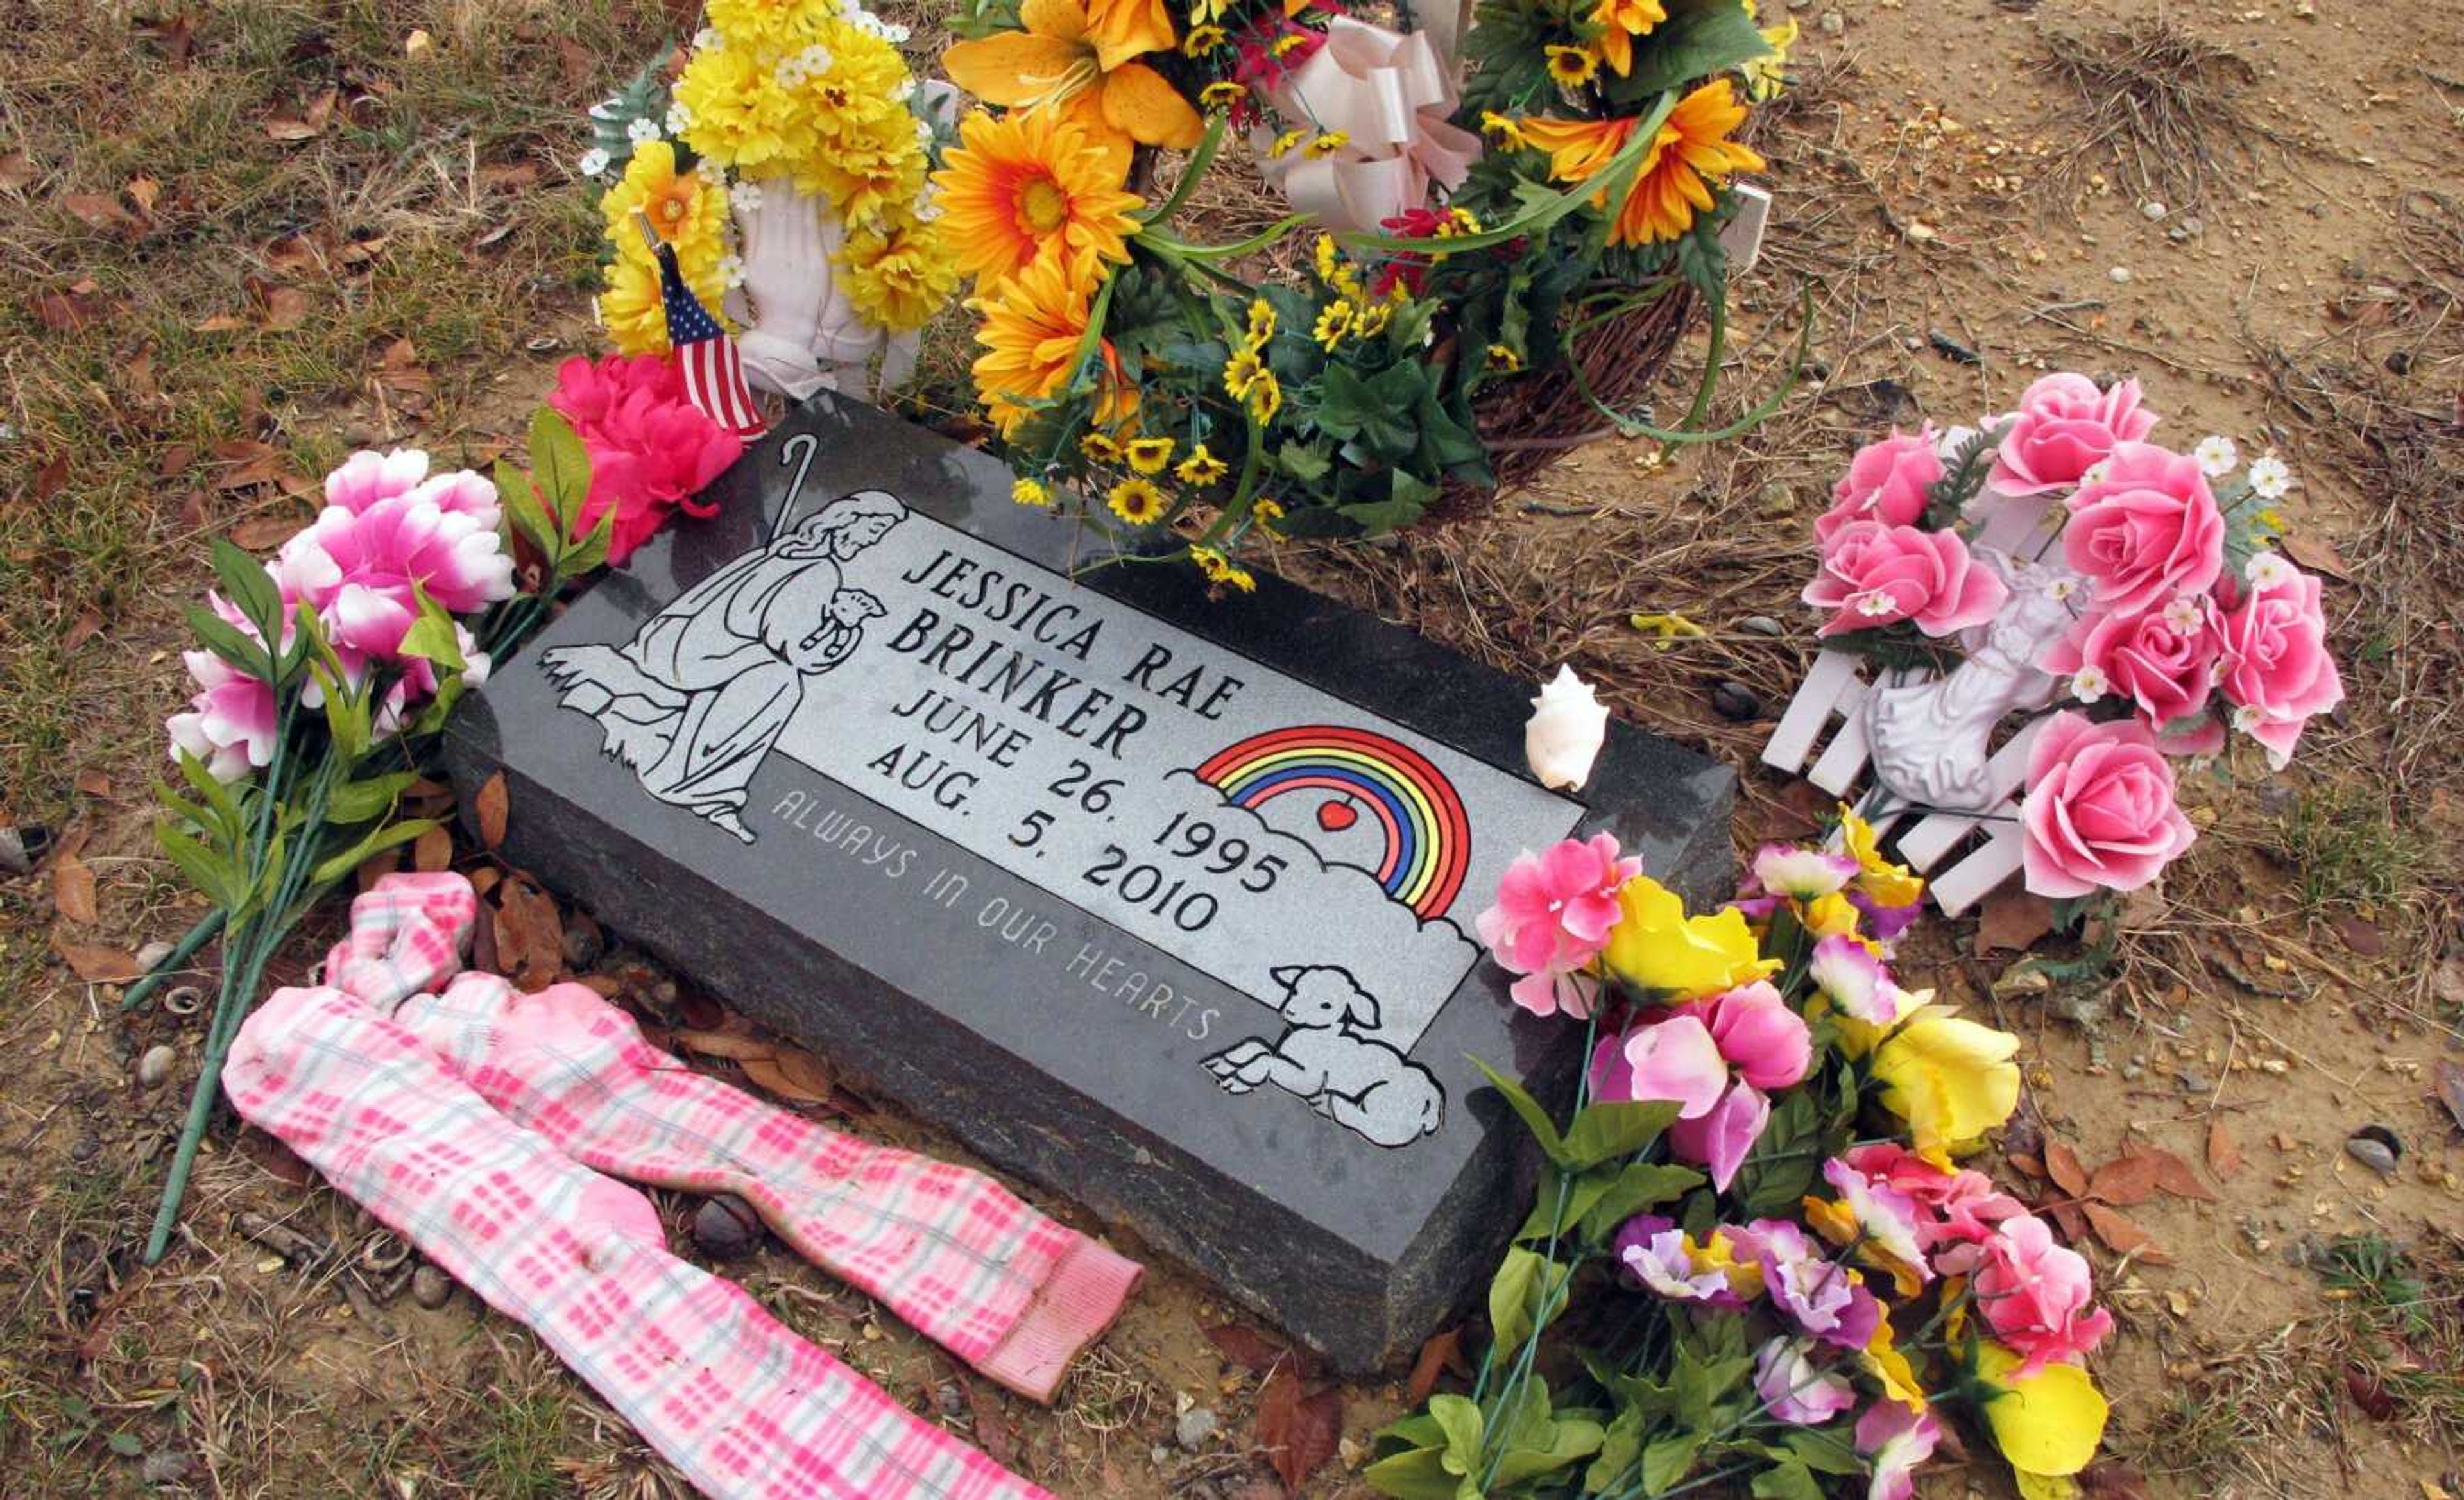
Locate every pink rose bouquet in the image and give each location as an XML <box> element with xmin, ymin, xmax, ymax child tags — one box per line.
<box><xmin>2214</xmin><ymin>558</ymin><xmax>2343</xmax><ymax>767</ymax></box>
<box><xmin>2061</xmin><ymin>441</ymin><xmax>2225</xmax><ymax>616</ymax></box>
<box><xmin>1815</xmin><ymin>427</ymin><xmax>1943</xmax><ymax>542</ymax></box>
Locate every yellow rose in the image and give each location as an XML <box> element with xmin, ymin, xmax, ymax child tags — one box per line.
<box><xmin>1870</xmin><ymin>1006</ymin><xmax>2020</xmax><ymax>1157</ymax></box>
<box><xmin>1600</xmin><ymin>876</ymin><xmax>1779</xmax><ymax>1000</ymax></box>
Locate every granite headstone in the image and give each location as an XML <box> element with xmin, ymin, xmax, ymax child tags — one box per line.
<box><xmin>445</xmin><ymin>393</ymin><xmax>1733</xmax><ymax>1371</ymax></box>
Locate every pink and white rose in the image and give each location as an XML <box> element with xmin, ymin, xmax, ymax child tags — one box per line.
<box><xmin>1817</xmin><ymin>428</ymin><xmax>1942</xmax><ymax>543</ymax></box>
<box><xmin>1990</xmin><ymin>373</ymin><xmax>2157</xmax><ymax>495</ymax></box>
<box><xmin>2042</xmin><ymin>599</ymin><xmax>2224</xmax><ymax>751</ymax></box>
<box><xmin>2021</xmin><ymin>712</ymin><xmax>2198</xmax><ymax>898</ymax></box>
<box><xmin>2060</xmin><ymin>442</ymin><xmax>2225</xmax><ymax>617</ymax></box>
<box><xmin>2214</xmin><ymin>565</ymin><xmax>2342</xmax><ymax>768</ymax></box>
<box><xmin>1804</xmin><ymin>522</ymin><xmax>2009</xmax><ymax>638</ymax></box>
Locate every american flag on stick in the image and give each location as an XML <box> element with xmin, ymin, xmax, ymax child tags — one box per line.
<box><xmin>636</xmin><ymin>212</ymin><xmax>766</xmax><ymax>441</ymax></box>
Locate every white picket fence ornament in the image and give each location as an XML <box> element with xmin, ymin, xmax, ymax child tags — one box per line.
<box><xmin>1761</xmin><ymin>448</ymin><xmax>2082</xmax><ymax>917</ymax></box>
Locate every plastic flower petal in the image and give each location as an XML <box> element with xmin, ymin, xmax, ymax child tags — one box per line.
<box><xmin>1855</xmin><ymin>1399</ymin><xmax>1942</xmax><ymax>1500</ymax></box>
<box><xmin>1974</xmin><ymin>1338</ymin><xmax>2109</xmax><ymax>1480</ymax></box>
<box><xmin>1617</xmin><ymin>1217</ymin><xmax>1737</xmax><ymax>1305</ymax></box>
<box><xmin>970</xmin><ymin>248</ymin><xmax>1140</xmax><ymax>437</ymax></box>
<box><xmin>1620</xmin><ymin>1015</ymin><xmax>1729</xmax><ymax>1119</ymax></box>
<box><xmin>1818</xmin><ymin>1154</ymin><xmax>1931</xmax><ymax>1288</ymax></box>
<box><xmin>1752</xmin><ymin>843</ymin><xmax>1858</xmax><ymax>900</ymax></box>
<box><xmin>1860</xmin><ymin>1304</ymin><xmax>1928</xmax><ymax>1415</ymax></box>
<box><xmin>1667</xmin><ymin>1080</ymin><xmax>1767</xmax><ymax>1191</ymax></box>
<box><xmin>1870</xmin><ymin>1007</ymin><xmax>2021</xmax><ymax>1158</ymax></box>
<box><xmin>934</xmin><ymin>107</ymin><xmax>1144</xmax><ymax>291</ymax></box>
<box><xmin>1755</xmin><ymin>1336</ymin><xmax>1858</xmax><ymax>1426</ymax></box>
<box><xmin>1837</xmin><ymin>805</ymin><xmax>1926</xmax><ymax>910</ymax></box>
<box><xmin>1516</xmin><ymin>80</ymin><xmax>1765</xmax><ymax>247</ymax></box>
<box><xmin>1602</xmin><ymin>875</ymin><xmax>1779</xmax><ymax>1000</ymax></box>
<box><xmin>943</xmin><ymin>0</ymin><xmax>1202</xmax><ymax>167</ymax></box>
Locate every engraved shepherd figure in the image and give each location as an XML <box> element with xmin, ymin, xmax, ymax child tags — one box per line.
<box><xmin>1204</xmin><ymin>965</ymin><xmax>1445</xmax><ymax>1148</ymax></box>
<box><xmin>541</xmin><ymin>491</ymin><xmax>907</xmax><ymax>842</ymax></box>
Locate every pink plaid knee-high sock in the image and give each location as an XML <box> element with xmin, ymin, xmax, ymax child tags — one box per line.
<box><xmin>397</xmin><ymin>969</ymin><xmax>1140</xmax><ymax>1403</ymax></box>
<box><xmin>225</xmin><ymin>985</ymin><xmax>1054</xmax><ymax>1500</ymax></box>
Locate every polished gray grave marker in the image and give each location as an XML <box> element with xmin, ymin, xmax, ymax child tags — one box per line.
<box><xmin>446</xmin><ymin>393</ymin><xmax>1733</xmax><ymax>1370</ymax></box>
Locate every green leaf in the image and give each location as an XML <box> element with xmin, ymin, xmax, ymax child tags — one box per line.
<box><xmin>1750</xmin><ymin>1457</ymin><xmax>1824</xmax><ymax>1500</ymax></box>
<box><xmin>496</xmin><ymin>457</ymin><xmax>565</xmax><ymax>565</ymax></box>
<box><xmin>1337</xmin><ymin>493</ymin><xmax>1428</xmax><ymax>534</ymax></box>
<box><xmin>155</xmin><ymin>822</ymin><xmax>240</xmax><ymax>909</ymax></box>
<box><xmin>1382</xmin><ymin>1413</ymin><xmax>1448</xmax><ymax>1450</ymax></box>
<box><xmin>1487</xmin><ymin>1415</ymin><xmax>1603</xmax><ymax>1488</ymax></box>
<box><xmin>1605</xmin><ymin>0</ymin><xmax>1773</xmax><ymax>100</ymax></box>
<box><xmin>210</xmin><ymin>538</ymin><xmax>284</xmax><ymax>642</ymax></box>
<box><xmin>1469</xmin><ymin>1058</ymin><xmax>1567</xmax><ymax>1163</ymax></box>
<box><xmin>107</xmin><ymin>1431</ymin><xmax>144</xmax><ymax>1458</ymax></box>
<box><xmin>316</xmin><ymin>663</ymin><xmax>372</xmax><ymax>760</ymax></box>
<box><xmin>1585</xmin><ymin>1406</ymin><xmax>1645</xmax><ymax>1494</ymax></box>
<box><xmin>1561</xmin><ymin>1099</ymin><xmax>1682</xmax><ymax>1169</ymax></box>
<box><xmin>327</xmin><ymin>771</ymin><xmax>420</xmax><ymax>826</ymax></box>
<box><xmin>528</xmin><ymin>405</ymin><xmax>594</xmax><ymax>531</ymax></box>
<box><xmin>1361</xmin><ymin>1448</ymin><xmax>1466</xmax><ymax>1500</ymax></box>
<box><xmin>1516</xmin><ymin>1166</ymin><xmax>1615</xmax><ymax>1244</ymax></box>
<box><xmin>1486</xmin><ymin>1247</ymin><xmax>1571</xmax><ymax>1354</ymax></box>
<box><xmin>309</xmin><ymin>817</ymin><xmax>439</xmax><ymax>887</ymax></box>
<box><xmin>175</xmin><ymin>749</ymin><xmax>247</xmax><ymax>843</ymax></box>
<box><xmin>1577</xmin><ymin>1162</ymin><xmax>1706</xmax><ymax>1243</ymax></box>
<box><xmin>1673</xmin><ymin>1345</ymin><xmax>1755</xmax><ymax>1429</ymax></box>
<box><xmin>187</xmin><ymin>604</ymin><xmax>270</xmax><ymax>681</ymax></box>
<box><xmin>1429</xmin><ymin>1393</ymin><xmax>1484</xmax><ymax>1476</ymax></box>
<box><xmin>397</xmin><ymin>586</ymin><xmax>467</xmax><ymax>673</ymax></box>
<box><xmin>1783</xmin><ymin>1428</ymin><xmax>1864</xmax><ymax>1478</ymax></box>
<box><xmin>1277</xmin><ymin>440</ymin><xmax>1333</xmax><ymax>482</ymax></box>
<box><xmin>1639</xmin><ymin>1431</ymin><xmax>1706</xmax><ymax>1494</ymax></box>
<box><xmin>560</xmin><ymin>490</ymin><xmax>619</xmax><ymax>579</ymax></box>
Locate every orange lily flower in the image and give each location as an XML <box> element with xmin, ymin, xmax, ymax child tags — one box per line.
<box><xmin>944</xmin><ymin>0</ymin><xmax>1201</xmax><ymax>167</ymax></box>
<box><xmin>1517</xmin><ymin>79</ymin><xmax>1765</xmax><ymax>246</ymax></box>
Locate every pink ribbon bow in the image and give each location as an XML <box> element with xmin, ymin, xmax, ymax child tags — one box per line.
<box><xmin>1257</xmin><ymin>16</ymin><xmax>1483</xmax><ymax>233</ymax></box>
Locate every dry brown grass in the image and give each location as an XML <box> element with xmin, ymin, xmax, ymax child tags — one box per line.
<box><xmin>2030</xmin><ymin>15</ymin><xmax>2269</xmax><ymax>213</ymax></box>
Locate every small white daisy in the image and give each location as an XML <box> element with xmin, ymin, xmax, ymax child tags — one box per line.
<box><xmin>625</xmin><ymin>115</ymin><xmax>661</xmax><ymax>146</ymax></box>
<box><xmin>718</xmin><ymin>253</ymin><xmax>746</xmax><ymax>289</ymax></box>
<box><xmin>696</xmin><ymin>159</ymin><xmax>726</xmax><ymax>187</ymax></box>
<box><xmin>2247</xmin><ymin>454</ymin><xmax>2293</xmax><ymax>499</ymax></box>
<box><xmin>2246</xmin><ymin>549</ymin><xmax>2294</xmax><ymax>589</ymax></box>
<box><xmin>1853</xmin><ymin>588</ymin><xmax>1901</xmax><ymax>618</ymax></box>
<box><xmin>730</xmin><ymin>180</ymin><xmax>764</xmax><ymax>214</ymax></box>
<box><xmin>2162</xmin><ymin>594</ymin><xmax>2203</xmax><ymax>632</ymax></box>
<box><xmin>800</xmin><ymin>44</ymin><xmax>833</xmax><ymax>73</ymax></box>
<box><xmin>665</xmin><ymin>101</ymin><xmax>692</xmax><ymax>134</ymax></box>
<box><xmin>885</xmin><ymin>21</ymin><xmax>911</xmax><ymax>40</ymax></box>
<box><xmin>2042</xmin><ymin>575</ymin><xmax>2078</xmax><ymax>602</ymax></box>
<box><xmin>2072</xmin><ymin>665</ymin><xmax>2110</xmax><ymax>701</ymax></box>
<box><xmin>2193</xmin><ymin>435</ymin><xmax>2239</xmax><ymax>477</ymax></box>
<box><xmin>578</xmin><ymin>146</ymin><xmax>612</xmax><ymax>178</ymax></box>
<box><xmin>776</xmin><ymin>58</ymin><xmax>808</xmax><ymax>85</ymax></box>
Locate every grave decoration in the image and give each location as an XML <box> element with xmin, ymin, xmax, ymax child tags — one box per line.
<box><xmin>579</xmin><ymin>0</ymin><xmax>959</xmax><ymax>400</ymax></box>
<box><xmin>1364</xmin><ymin>824</ymin><xmax>2112</xmax><ymax>1500</ymax></box>
<box><xmin>1762</xmin><ymin>373</ymin><xmax>2341</xmax><ymax>917</ymax></box>
<box><xmin>443</xmin><ymin>392</ymin><xmax>1738</xmax><ymax>1370</ymax></box>
<box><xmin>132</xmin><ymin>401</ymin><xmax>733</xmax><ymax>1259</ymax></box>
<box><xmin>938</xmin><ymin>0</ymin><xmax>1804</xmax><ymax>577</ymax></box>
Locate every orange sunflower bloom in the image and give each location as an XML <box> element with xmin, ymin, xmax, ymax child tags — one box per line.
<box><xmin>934</xmin><ymin>107</ymin><xmax>1147</xmax><ymax>291</ymax></box>
<box><xmin>1518</xmin><ymin>79</ymin><xmax>1765</xmax><ymax>246</ymax></box>
<box><xmin>971</xmin><ymin>251</ymin><xmax>1141</xmax><ymax>438</ymax></box>
<box><xmin>943</xmin><ymin>0</ymin><xmax>1205</xmax><ymax>167</ymax></box>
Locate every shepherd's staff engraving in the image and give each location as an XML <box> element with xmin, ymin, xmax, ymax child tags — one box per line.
<box><xmin>542</xmin><ymin>490</ymin><xmax>907</xmax><ymax>842</ymax></box>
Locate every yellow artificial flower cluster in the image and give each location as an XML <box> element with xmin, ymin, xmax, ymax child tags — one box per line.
<box><xmin>662</xmin><ymin>0</ymin><xmax>953</xmax><ymax>334</ymax></box>
<box><xmin>1221</xmin><ymin>301</ymin><xmax>1283</xmax><ymax>427</ymax></box>
<box><xmin>1187</xmin><ymin>544</ymin><xmax>1256</xmax><ymax>592</ymax></box>
<box><xmin>597</xmin><ymin>141</ymin><xmax>733</xmax><ymax>356</ymax></box>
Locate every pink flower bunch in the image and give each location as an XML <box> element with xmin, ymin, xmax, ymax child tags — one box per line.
<box><xmin>1815</xmin><ymin>428</ymin><xmax>1942</xmax><ymax>543</ymax></box>
<box><xmin>166</xmin><ymin>641</ymin><xmax>279</xmax><ymax>782</ymax></box>
<box><xmin>1944</xmin><ymin>1214</ymin><xmax>2114</xmax><ymax>1376</ymax></box>
<box><xmin>1803</xmin><ymin>521</ymin><xmax>2008</xmax><ymax>639</ymax></box>
<box><xmin>1990</xmin><ymin>373</ymin><xmax>2158</xmax><ymax>496</ymax></box>
<box><xmin>1831</xmin><ymin>1143</ymin><xmax>2024</xmax><ymax>1253</ymax></box>
<box><xmin>547</xmin><ymin>354</ymin><xmax>743</xmax><ymax>564</ymax></box>
<box><xmin>1475</xmin><ymin>834</ymin><xmax>1641</xmax><ymax>1019</ymax></box>
<box><xmin>1590</xmin><ymin>982</ymin><xmax>1811</xmax><ymax>1189</ymax></box>
<box><xmin>2020</xmin><ymin>711</ymin><xmax>2198</xmax><ymax>898</ymax></box>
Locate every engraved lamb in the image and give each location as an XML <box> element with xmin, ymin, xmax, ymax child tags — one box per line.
<box><xmin>1203</xmin><ymin>965</ymin><xmax>1444</xmax><ymax>1148</ymax></box>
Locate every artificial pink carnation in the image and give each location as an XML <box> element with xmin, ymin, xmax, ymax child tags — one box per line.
<box><xmin>547</xmin><ymin>354</ymin><xmax>742</xmax><ymax>564</ymax></box>
<box><xmin>1476</xmin><ymin>833</ymin><xmax>1643</xmax><ymax>1019</ymax></box>
<box><xmin>2214</xmin><ymin>565</ymin><xmax>2343</xmax><ymax>768</ymax></box>
<box><xmin>2021</xmin><ymin>711</ymin><xmax>2198</xmax><ymax>898</ymax></box>
<box><xmin>1817</xmin><ymin>428</ymin><xmax>1942</xmax><ymax>543</ymax></box>
<box><xmin>165</xmin><ymin>649</ymin><xmax>278</xmax><ymax>783</ymax></box>
<box><xmin>275</xmin><ymin>492</ymin><xmax>515</xmax><ymax>661</ymax></box>
<box><xmin>1804</xmin><ymin>521</ymin><xmax>2009</xmax><ymax>639</ymax></box>
<box><xmin>2061</xmin><ymin>442</ymin><xmax>2225</xmax><ymax>617</ymax></box>
<box><xmin>2042</xmin><ymin>601</ymin><xmax>2224</xmax><ymax>751</ymax></box>
<box><xmin>1969</xmin><ymin>1213</ymin><xmax>2114</xmax><ymax>1375</ymax></box>
<box><xmin>1990</xmin><ymin>373</ymin><xmax>2157</xmax><ymax>495</ymax></box>
<box><xmin>323</xmin><ymin>447</ymin><xmax>432</xmax><ymax>513</ymax></box>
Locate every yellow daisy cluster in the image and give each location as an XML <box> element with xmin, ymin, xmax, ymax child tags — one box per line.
<box><xmin>658</xmin><ymin>0</ymin><xmax>951</xmax><ymax>332</ymax></box>
<box><xmin>1221</xmin><ymin>301</ymin><xmax>1282</xmax><ymax>425</ymax></box>
<box><xmin>1301</xmin><ymin>233</ymin><xmax>1399</xmax><ymax>353</ymax></box>
<box><xmin>1187</xmin><ymin>545</ymin><xmax>1256</xmax><ymax>592</ymax></box>
<box><xmin>597</xmin><ymin>141</ymin><xmax>733</xmax><ymax>356</ymax></box>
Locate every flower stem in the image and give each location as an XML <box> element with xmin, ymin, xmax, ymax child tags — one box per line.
<box><xmin>117</xmin><ymin>908</ymin><xmax>225</xmax><ymax>1013</ymax></box>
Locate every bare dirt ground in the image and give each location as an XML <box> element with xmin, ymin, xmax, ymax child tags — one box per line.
<box><xmin>3</xmin><ymin>1</ymin><xmax>2460</xmax><ymax>1497</ymax></box>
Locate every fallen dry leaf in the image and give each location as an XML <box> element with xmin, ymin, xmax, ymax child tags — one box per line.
<box><xmin>2045</xmin><ymin>1140</ymin><xmax>2089</xmax><ymax>1198</ymax></box>
<box><xmin>2081</xmin><ymin>1202</ymin><xmax>2169</xmax><ymax>1263</ymax></box>
<box><xmin>264</xmin><ymin>87</ymin><xmax>338</xmax><ymax>141</ymax></box>
<box><xmin>2126</xmin><ymin>1143</ymin><xmax>2218</xmax><ymax>1202</ymax></box>
<box><xmin>229</xmin><ymin>514</ymin><xmax>298</xmax><ymax>549</ymax></box>
<box><xmin>2332</xmin><ymin>914</ymin><xmax>2384</xmax><ymax>957</ymax></box>
<box><xmin>670</xmin><ymin>1027</ymin><xmax>776</xmax><ymax>1063</ymax></box>
<box><xmin>2206</xmin><ymin>1121</ymin><xmax>2243</xmax><ymax>1179</ymax></box>
<box><xmin>32</xmin><ymin>286</ymin><xmax>112</xmax><ymax>332</ymax></box>
<box><xmin>1974</xmin><ymin>886</ymin><xmax>2056</xmax><ymax>957</ymax></box>
<box><xmin>55</xmin><ymin>935</ymin><xmax>141</xmax><ymax>984</ymax></box>
<box><xmin>61</xmin><ymin>192</ymin><xmax>133</xmax><ymax>230</ymax></box>
<box><xmin>491</xmin><ymin>876</ymin><xmax>564</xmax><ymax>990</ymax></box>
<box><xmin>60</xmin><ymin>608</ymin><xmax>103</xmax><ymax>652</ymax></box>
<box><xmin>212</xmin><ymin>439</ymin><xmax>292</xmax><ymax>493</ymax></box>
<box><xmin>1204</xmin><ymin>1323</ymin><xmax>1292</xmax><ymax>1376</ymax></box>
<box><xmin>51</xmin><ymin>850</ymin><xmax>98</xmax><ymax>925</ymax></box>
<box><xmin>1407</xmin><ymin>1327</ymin><xmax>1466</xmax><ymax>1404</ymax></box>
<box><xmin>412</xmin><ymin>824</ymin><xmax>452</xmax><ymax>872</ymax></box>
<box><xmin>2086</xmin><ymin>1152</ymin><xmax>2162</xmax><ymax>1208</ymax></box>
<box><xmin>740</xmin><ymin>1047</ymin><xmax>835</xmax><ymax>1105</ymax></box>
<box><xmin>1257</xmin><ymin>1362</ymin><xmax>1343</xmax><ymax>1497</ymax></box>
<box><xmin>74</xmin><ymin>769</ymin><xmax>113</xmax><ymax>798</ymax></box>
<box><xmin>126</xmin><ymin>175</ymin><xmax>160</xmax><ymax>215</ymax></box>
<box><xmin>966</xmin><ymin>1379</ymin><xmax>1019</xmax><ymax>1467</ymax></box>
<box><xmin>0</xmin><ymin>151</ymin><xmax>32</xmax><ymax>192</ymax></box>
<box><xmin>2432</xmin><ymin>1059</ymin><xmax>2464</xmax><ymax>1138</ymax></box>
<box><xmin>2280</xmin><ymin>533</ymin><xmax>2352</xmax><ymax>581</ymax></box>
<box><xmin>474</xmin><ymin>771</ymin><xmax>509</xmax><ymax>849</ymax></box>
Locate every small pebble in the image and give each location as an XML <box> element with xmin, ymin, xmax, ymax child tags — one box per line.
<box><xmin>0</xmin><ymin>824</ymin><xmax>50</xmax><ymax>876</ymax></box>
<box><xmin>135</xmin><ymin>940</ymin><xmax>175</xmax><ymax>971</ymax></box>
<box><xmin>2141</xmin><ymin>201</ymin><xmax>2167</xmax><ymax>221</ymax></box>
<box><xmin>1150</xmin><ymin>1445</ymin><xmax>1171</xmax><ymax>1467</ymax></box>
<box><xmin>562</xmin><ymin>915</ymin><xmax>604</xmax><ymax>971</ymax></box>
<box><xmin>1737</xmin><ymin>615</ymin><xmax>1784</xmax><ymax>637</ymax></box>
<box><xmin>2177</xmin><ymin>1071</ymin><xmax>2212</xmax><ymax>1095</ymax></box>
<box><xmin>2345</xmin><ymin>1127</ymin><xmax>2402</xmax><ymax>1175</ymax></box>
<box><xmin>937</xmin><ymin>1383</ymin><xmax>966</xmax><ymax>1418</ymax></box>
<box><xmin>410</xmin><ymin>1264</ymin><xmax>455</xmax><ymax>1310</ymax></box>
<box><xmin>1817</xmin><ymin>9</ymin><xmax>1843</xmax><ymax>31</ymax></box>
<box><xmin>1755</xmin><ymin>481</ymin><xmax>1796</xmax><ymax>516</ymax></box>
<box><xmin>1711</xmin><ymin>681</ymin><xmax>1763</xmax><ymax>722</ymax></box>
<box><xmin>2108</xmin><ymin>266</ymin><xmax>2134</xmax><ymax>284</ymax></box>
<box><xmin>137</xmin><ymin>1044</ymin><xmax>176</xmax><ymax>1089</ymax></box>
<box><xmin>1175</xmin><ymin>1406</ymin><xmax>1219</xmax><ymax>1451</ymax></box>
<box><xmin>2179</xmin><ymin>216</ymin><xmax>2204</xmax><ymax>235</ymax></box>
<box><xmin>694</xmin><ymin>1193</ymin><xmax>763</xmax><ymax>1259</ymax></box>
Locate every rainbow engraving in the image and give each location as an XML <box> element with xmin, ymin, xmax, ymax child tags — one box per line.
<box><xmin>1195</xmin><ymin>724</ymin><xmax>1472</xmax><ymax>920</ymax></box>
